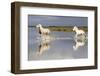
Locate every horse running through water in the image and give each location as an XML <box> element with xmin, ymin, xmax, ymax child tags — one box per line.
<box><xmin>36</xmin><ymin>24</ymin><xmax>50</xmax><ymax>37</ymax></box>
<box><xmin>73</xmin><ymin>26</ymin><xmax>87</xmax><ymax>50</ymax></box>
<box><xmin>73</xmin><ymin>26</ymin><xmax>86</xmax><ymax>37</ymax></box>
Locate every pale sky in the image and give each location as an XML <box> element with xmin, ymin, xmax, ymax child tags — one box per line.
<box><xmin>28</xmin><ymin>15</ymin><xmax>88</xmax><ymax>26</ymax></box>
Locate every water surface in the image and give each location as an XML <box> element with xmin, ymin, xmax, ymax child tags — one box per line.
<box><xmin>28</xmin><ymin>27</ymin><xmax>88</xmax><ymax>61</ymax></box>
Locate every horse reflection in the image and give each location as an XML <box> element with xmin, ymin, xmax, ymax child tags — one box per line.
<box><xmin>36</xmin><ymin>36</ymin><xmax>51</xmax><ymax>56</ymax></box>
<box><xmin>73</xmin><ymin>35</ymin><xmax>87</xmax><ymax>51</ymax></box>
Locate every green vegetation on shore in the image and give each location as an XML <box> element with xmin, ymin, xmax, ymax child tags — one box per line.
<box><xmin>29</xmin><ymin>25</ymin><xmax>87</xmax><ymax>32</ymax></box>
<box><xmin>48</xmin><ymin>26</ymin><xmax>87</xmax><ymax>32</ymax></box>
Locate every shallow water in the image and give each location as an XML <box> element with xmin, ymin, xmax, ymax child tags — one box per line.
<box><xmin>28</xmin><ymin>27</ymin><xmax>88</xmax><ymax>61</ymax></box>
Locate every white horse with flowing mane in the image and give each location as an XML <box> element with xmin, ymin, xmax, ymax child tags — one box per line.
<box><xmin>36</xmin><ymin>24</ymin><xmax>50</xmax><ymax>36</ymax></box>
<box><xmin>73</xmin><ymin>26</ymin><xmax>87</xmax><ymax>50</ymax></box>
<box><xmin>73</xmin><ymin>26</ymin><xmax>85</xmax><ymax>37</ymax></box>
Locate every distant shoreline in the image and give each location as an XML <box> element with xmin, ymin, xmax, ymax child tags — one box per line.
<box><xmin>29</xmin><ymin>26</ymin><xmax>87</xmax><ymax>32</ymax></box>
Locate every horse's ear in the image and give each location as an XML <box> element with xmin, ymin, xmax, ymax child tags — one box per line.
<box><xmin>75</xmin><ymin>26</ymin><xmax>77</xmax><ymax>28</ymax></box>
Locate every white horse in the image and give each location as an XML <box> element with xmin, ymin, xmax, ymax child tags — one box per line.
<box><xmin>73</xmin><ymin>26</ymin><xmax>85</xmax><ymax>37</ymax></box>
<box><xmin>36</xmin><ymin>24</ymin><xmax>50</xmax><ymax>37</ymax></box>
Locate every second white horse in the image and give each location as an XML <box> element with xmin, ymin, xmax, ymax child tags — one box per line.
<box><xmin>73</xmin><ymin>26</ymin><xmax>85</xmax><ymax>37</ymax></box>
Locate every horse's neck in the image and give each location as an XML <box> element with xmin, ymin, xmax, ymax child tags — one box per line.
<box><xmin>40</xmin><ymin>26</ymin><xmax>43</xmax><ymax>30</ymax></box>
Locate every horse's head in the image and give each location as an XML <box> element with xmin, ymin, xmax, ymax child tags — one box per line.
<box><xmin>73</xmin><ymin>26</ymin><xmax>78</xmax><ymax>31</ymax></box>
<box><xmin>36</xmin><ymin>24</ymin><xmax>42</xmax><ymax>28</ymax></box>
